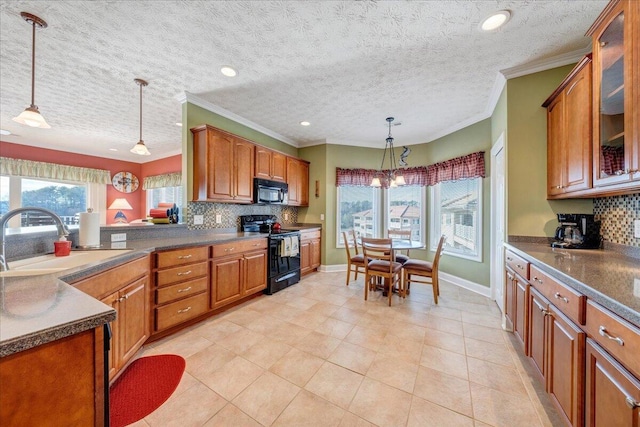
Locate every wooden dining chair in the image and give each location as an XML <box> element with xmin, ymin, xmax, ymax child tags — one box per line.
<box><xmin>361</xmin><ymin>237</ymin><xmax>403</xmax><ymax>306</ymax></box>
<box><xmin>387</xmin><ymin>229</ymin><xmax>411</xmax><ymax>264</ymax></box>
<box><xmin>343</xmin><ymin>231</ymin><xmax>366</xmax><ymax>286</ymax></box>
<box><xmin>402</xmin><ymin>235</ymin><xmax>445</xmax><ymax>304</ymax></box>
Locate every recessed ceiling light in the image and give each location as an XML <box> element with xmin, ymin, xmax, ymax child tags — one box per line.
<box><xmin>480</xmin><ymin>10</ymin><xmax>511</xmax><ymax>32</ymax></box>
<box><xmin>0</xmin><ymin>129</ymin><xmax>11</xmax><ymax>136</ymax></box>
<box><xmin>300</xmin><ymin>121</ymin><xmax>311</xmax><ymax>126</ymax></box>
<box><xmin>220</xmin><ymin>66</ymin><xmax>237</xmax><ymax>77</ymax></box>
<box><xmin>176</xmin><ymin>122</ymin><xmax>183</xmax><ymax>127</ymax></box>
<box><xmin>109</xmin><ymin>148</ymin><xmax>118</xmax><ymax>151</ymax></box>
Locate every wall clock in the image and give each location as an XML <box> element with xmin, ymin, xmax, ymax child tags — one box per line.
<box><xmin>112</xmin><ymin>171</ymin><xmax>139</xmax><ymax>193</ymax></box>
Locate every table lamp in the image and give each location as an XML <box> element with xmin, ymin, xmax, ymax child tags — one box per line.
<box><xmin>108</xmin><ymin>198</ymin><xmax>133</xmax><ymax>224</ymax></box>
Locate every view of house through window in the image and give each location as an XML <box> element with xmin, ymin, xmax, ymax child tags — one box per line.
<box><xmin>1</xmin><ymin>175</ymin><xmax>87</xmax><ymax>227</ymax></box>
<box><xmin>430</xmin><ymin>178</ymin><xmax>482</xmax><ymax>261</ymax></box>
<box><xmin>337</xmin><ymin>186</ymin><xmax>377</xmax><ymax>245</ymax></box>
<box><xmin>387</xmin><ymin>185</ymin><xmax>424</xmax><ymax>243</ymax></box>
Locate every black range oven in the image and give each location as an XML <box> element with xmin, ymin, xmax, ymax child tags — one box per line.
<box><xmin>240</xmin><ymin>215</ymin><xmax>301</xmax><ymax>295</ymax></box>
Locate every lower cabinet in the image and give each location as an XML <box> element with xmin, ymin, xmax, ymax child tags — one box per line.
<box><xmin>585</xmin><ymin>338</ymin><xmax>640</xmax><ymax>427</ymax></box>
<box><xmin>514</xmin><ymin>274</ymin><xmax>529</xmax><ymax>353</ymax></box>
<box><xmin>300</xmin><ymin>229</ymin><xmax>321</xmax><ymax>276</ymax></box>
<box><xmin>73</xmin><ymin>255</ymin><xmax>150</xmax><ymax>381</ymax></box>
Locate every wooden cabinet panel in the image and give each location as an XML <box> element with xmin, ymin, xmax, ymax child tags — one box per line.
<box><xmin>300</xmin><ymin>229</ymin><xmax>321</xmax><ymax>276</ymax></box>
<box><xmin>119</xmin><ymin>277</ymin><xmax>149</xmax><ymax>365</ymax></box>
<box><xmin>243</xmin><ymin>251</ymin><xmax>267</xmax><ymax>295</ymax></box>
<box><xmin>212</xmin><ymin>238</ymin><xmax>267</xmax><ymax>258</ymax></box>
<box><xmin>300</xmin><ymin>239</ymin><xmax>311</xmax><ymax>276</ymax></box>
<box><xmin>310</xmin><ymin>238</ymin><xmax>321</xmax><ymax>269</ymax></box>
<box><xmin>156</xmin><ymin>261</ymin><xmax>209</xmax><ymax>287</ymax></box>
<box><xmin>155</xmin><ymin>292</ymin><xmax>209</xmax><ymax>331</ymax></box>
<box><xmin>504</xmin><ymin>269</ymin><xmax>516</xmax><ymax>331</ymax></box>
<box><xmin>211</xmin><ymin>256</ymin><xmax>243</xmax><ymax>308</ymax></box>
<box><xmin>505</xmin><ymin>250</ymin><xmax>530</xmax><ymax>280</ymax></box>
<box><xmin>528</xmin><ymin>287</ymin><xmax>548</xmax><ymax>380</ymax></box>
<box><xmin>191</xmin><ymin>125</ymin><xmax>255</xmax><ymax>203</ymax></box>
<box><xmin>548</xmin><ymin>304</ymin><xmax>585</xmax><ymax>427</ymax></box>
<box><xmin>156</xmin><ymin>276</ymin><xmax>208</xmax><ymax>305</ymax></box>
<box><xmin>547</xmin><ymin>96</ymin><xmax>565</xmax><ymax>197</ymax></box>
<box><xmin>531</xmin><ymin>265</ymin><xmax>585</xmax><ymax>325</ymax></box>
<box><xmin>585</xmin><ymin>338</ymin><xmax>640</xmax><ymax>427</ymax></box>
<box><xmin>272</xmin><ymin>151</ymin><xmax>287</xmax><ymax>182</ymax></box>
<box><xmin>72</xmin><ymin>256</ymin><xmax>149</xmax><ymax>299</ymax></box>
<box><xmin>286</xmin><ymin>157</ymin><xmax>310</xmax><ymax>207</ymax></box>
<box><xmin>256</xmin><ymin>147</ymin><xmax>286</xmax><ymax>182</ymax></box>
<box><xmin>514</xmin><ymin>275</ymin><xmax>529</xmax><ymax>353</ymax></box>
<box><xmin>156</xmin><ymin>246</ymin><xmax>209</xmax><ymax>269</ymax></box>
<box><xmin>102</xmin><ymin>291</ymin><xmax>120</xmax><ymax>380</ymax></box>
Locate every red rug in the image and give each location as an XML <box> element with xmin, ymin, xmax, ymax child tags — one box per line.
<box><xmin>110</xmin><ymin>354</ymin><xmax>185</xmax><ymax>427</ymax></box>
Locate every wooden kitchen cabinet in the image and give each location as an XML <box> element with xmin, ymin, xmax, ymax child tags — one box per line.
<box><xmin>528</xmin><ymin>287</ymin><xmax>548</xmax><ymax>381</ymax></box>
<box><xmin>72</xmin><ymin>255</ymin><xmax>150</xmax><ymax>381</ymax></box>
<box><xmin>587</xmin><ymin>0</ymin><xmax>640</xmax><ymax>190</ymax></box>
<box><xmin>256</xmin><ymin>146</ymin><xmax>287</xmax><ymax>182</ymax></box>
<box><xmin>191</xmin><ymin>124</ymin><xmax>255</xmax><ymax>203</ymax></box>
<box><xmin>585</xmin><ymin>338</ymin><xmax>640</xmax><ymax>427</ymax></box>
<box><xmin>506</xmin><ymin>250</ymin><xmax>530</xmax><ymax>353</ymax></box>
<box><xmin>300</xmin><ymin>229</ymin><xmax>321</xmax><ymax>276</ymax></box>
<box><xmin>543</xmin><ymin>56</ymin><xmax>593</xmax><ymax>198</ymax></box>
<box><xmin>211</xmin><ymin>238</ymin><xmax>267</xmax><ymax>308</ymax></box>
<box><xmin>287</xmin><ymin>157</ymin><xmax>310</xmax><ymax>207</ymax></box>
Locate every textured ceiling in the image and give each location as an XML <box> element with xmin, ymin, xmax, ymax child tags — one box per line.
<box><xmin>0</xmin><ymin>1</ymin><xmax>608</xmax><ymax>163</ymax></box>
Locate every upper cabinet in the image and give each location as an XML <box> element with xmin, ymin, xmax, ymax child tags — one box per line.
<box><xmin>543</xmin><ymin>56</ymin><xmax>593</xmax><ymax>198</ymax></box>
<box><xmin>587</xmin><ymin>0</ymin><xmax>639</xmax><ymax>188</ymax></box>
<box><xmin>255</xmin><ymin>146</ymin><xmax>287</xmax><ymax>182</ymax></box>
<box><xmin>286</xmin><ymin>157</ymin><xmax>309</xmax><ymax>207</ymax></box>
<box><xmin>191</xmin><ymin>125</ymin><xmax>255</xmax><ymax>203</ymax></box>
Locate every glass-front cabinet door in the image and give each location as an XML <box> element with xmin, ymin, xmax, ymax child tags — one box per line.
<box><xmin>590</xmin><ymin>0</ymin><xmax>638</xmax><ymax>186</ymax></box>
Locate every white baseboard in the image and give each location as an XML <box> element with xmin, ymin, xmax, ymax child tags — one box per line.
<box><xmin>316</xmin><ymin>265</ymin><xmax>492</xmax><ymax>299</ymax></box>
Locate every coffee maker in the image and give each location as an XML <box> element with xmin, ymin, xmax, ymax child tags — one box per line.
<box><xmin>552</xmin><ymin>214</ymin><xmax>602</xmax><ymax>249</ymax></box>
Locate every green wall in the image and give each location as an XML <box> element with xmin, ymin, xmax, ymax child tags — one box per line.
<box><xmin>491</xmin><ymin>86</ymin><xmax>507</xmax><ymax>146</ymax></box>
<box><xmin>506</xmin><ymin>67</ymin><xmax>593</xmax><ymax>237</ymax></box>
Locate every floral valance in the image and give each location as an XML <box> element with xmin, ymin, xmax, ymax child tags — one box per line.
<box><xmin>0</xmin><ymin>157</ymin><xmax>111</xmax><ymax>184</ymax></box>
<box><xmin>425</xmin><ymin>151</ymin><xmax>485</xmax><ymax>186</ymax></box>
<box><xmin>142</xmin><ymin>172</ymin><xmax>182</xmax><ymax>190</ymax></box>
<box><xmin>336</xmin><ymin>151</ymin><xmax>485</xmax><ymax>188</ymax></box>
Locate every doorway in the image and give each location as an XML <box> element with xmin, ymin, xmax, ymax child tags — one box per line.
<box><xmin>490</xmin><ymin>133</ymin><xmax>506</xmax><ymax>315</ymax></box>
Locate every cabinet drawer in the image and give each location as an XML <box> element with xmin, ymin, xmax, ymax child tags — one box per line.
<box><xmin>155</xmin><ymin>292</ymin><xmax>209</xmax><ymax>331</ymax></box>
<box><xmin>585</xmin><ymin>300</ymin><xmax>640</xmax><ymax>378</ymax></box>
<box><xmin>212</xmin><ymin>238</ymin><xmax>267</xmax><ymax>258</ymax></box>
<box><xmin>505</xmin><ymin>250</ymin><xmax>530</xmax><ymax>280</ymax></box>
<box><xmin>156</xmin><ymin>276</ymin><xmax>208</xmax><ymax>305</ymax></box>
<box><xmin>156</xmin><ymin>246</ymin><xmax>209</xmax><ymax>269</ymax></box>
<box><xmin>530</xmin><ymin>265</ymin><xmax>585</xmax><ymax>325</ymax></box>
<box><xmin>300</xmin><ymin>229</ymin><xmax>321</xmax><ymax>241</ymax></box>
<box><xmin>156</xmin><ymin>261</ymin><xmax>208</xmax><ymax>287</ymax></box>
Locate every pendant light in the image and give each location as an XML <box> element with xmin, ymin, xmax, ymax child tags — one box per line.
<box><xmin>12</xmin><ymin>12</ymin><xmax>50</xmax><ymax>129</ymax></box>
<box><xmin>130</xmin><ymin>78</ymin><xmax>151</xmax><ymax>156</ymax></box>
<box><xmin>371</xmin><ymin>117</ymin><xmax>405</xmax><ymax>187</ymax></box>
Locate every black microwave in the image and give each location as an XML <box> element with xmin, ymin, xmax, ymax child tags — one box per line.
<box><xmin>254</xmin><ymin>178</ymin><xmax>288</xmax><ymax>205</ymax></box>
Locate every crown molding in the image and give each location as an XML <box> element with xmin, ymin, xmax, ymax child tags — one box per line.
<box><xmin>176</xmin><ymin>91</ymin><xmax>298</xmax><ymax>147</ymax></box>
<box><xmin>500</xmin><ymin>45</ymin><xmax>591</xmax><ymax>79</ymax></box>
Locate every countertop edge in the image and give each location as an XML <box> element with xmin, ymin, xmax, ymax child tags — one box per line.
<box><xmin>504</xmin><ymin>242</ymin><xmax>640</xmax><ymax>327</ymax></box>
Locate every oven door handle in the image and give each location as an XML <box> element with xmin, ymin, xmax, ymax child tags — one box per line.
<box><xmin>275</xmin><ymin>271</ymin><xmax>298</xmax><ymax>283</ymax></box>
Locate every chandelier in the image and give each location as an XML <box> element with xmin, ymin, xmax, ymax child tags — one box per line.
<box><xmin>130</xmin><ymin>78</ymin><xmax>151</xmax><ymax>155</ymax></box>
<box><xmin>371</xmin><ymin>117</ymin><xmax>405</xmax><ymax>187</ymax></box>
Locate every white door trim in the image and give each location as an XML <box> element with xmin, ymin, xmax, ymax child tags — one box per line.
<box><xmin>490</xmin><ymin>133</ymin><xmax>506</xmax><ymax>313</ymax></box>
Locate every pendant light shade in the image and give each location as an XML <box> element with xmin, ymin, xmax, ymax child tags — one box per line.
<box><xmin>12</xmin><ymin>12</ymin><xmax>50</xmax><ymax>129</ymax></box>
<box><xmin>370</xmin><ymin>117</ymin><xmax>405</xmax><ymax>187</ymax></box>
<box><xmin>130</xmin><ymin>78</ymin><xmax>151</xmax><ymax>156</ymax></box>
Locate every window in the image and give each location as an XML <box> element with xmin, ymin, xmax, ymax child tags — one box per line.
<box><xmin>0</xmin><ymin>175</ymin><xmax>99</xmax><ymax>229</ymax></box>
<box><xmin>386</xmin><ymin>185</ymin><xmax>425</xmax><ymax>244</ymax></box>
<box><xmin>146</xmin><ymin>185</ymin><xmax>183</xmax><ymax>214</ymax></box>
<box><xmin>337</xmin><ymin>186</ymin><xmax>378</xmax><ymax>245</ymax></box>
<box><xmin>430</xmin><ymin>178</ymin><xmax>482</xmax><ymax>261</ymax></box>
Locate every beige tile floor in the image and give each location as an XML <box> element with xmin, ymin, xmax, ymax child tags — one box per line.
<box><xmin>131</xmin><ymin>271</ymin><xmax>563</xmax><ymax>427</ymax></box>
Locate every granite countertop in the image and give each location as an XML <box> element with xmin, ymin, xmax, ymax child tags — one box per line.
<box><xmin>0</xmin><ymin>227</ymin><xmax>322</xmax><ymax>357</ymax></box>
<box><xmin>505</xmin><ymin>242</ymin><xmax>640</xmax><ymax>327</ymax></box>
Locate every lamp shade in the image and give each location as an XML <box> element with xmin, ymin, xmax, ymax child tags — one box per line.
<box><xmin>130</xmin><ymin>140</ymin><xmax>151</xmax><ymax>156</ymax></box>
<box><xmin>108</xmin><ymin>198</ymin><xmax>133</xmax><ymax>210</ymax></box>
<box><xmin>13</xmin><ymin>106</ymin><xmax>50</xmax><ymax>128</ymax></box>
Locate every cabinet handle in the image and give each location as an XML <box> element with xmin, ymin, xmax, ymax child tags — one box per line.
<box><xmin>554</xmin><ymin>292</ymin><xmax>569</xmax><ymax>304</ymax></box>
<box><xmin>177</xmin><ymin>286</ymin><xmax>192</xmax><ymax>293</ymax></box>
<box><xmin>506</xmin><ymin>257</ymin><xmax>513</xmax><ymax>261</ymax></box>
<box><xmin>225</xmin><ymin>247</ymin><xmax>235</xmax><ymax>252</ymax></box>
<box><xmin>516</xmin><ymin>264</ymin><xmax>523</xmax><ymax>269</ymax></box>
<box><xmin>533</xmin><ymin>276</ymin><xmax>543</xmax><ymax>285</ymax></box>
<box><xmin>178</xmin><ymin>306</ymin><xmax>192</xmax><ymax>314</ymax></box>
<box><xmin>626</xmin><ymin>396</ymin><xmax>640</xmax><ymax>409</ymax></box>
<box><xmin>178</xmin><ymin>254</ymin><xmax>192</xmax><ymax>259</ymax></box>
<box><xmin>534</xmin><ymin>300</ymin><xmax>549</xmax><ymax>316</ymax></box>
<box><xmin>566</xmin><ymin>81</ymin><xmax>579</xmax><ymax>95</ymax></box>
<box><xmin>177</xmin><ymin>270</ymin><xmax>192</xmax><ymax>276</ymax></box>
<box><xmin>599</xmin><ymin>326</ymin><xmax>624</xmax><ymax>346</ymax></box>
<box><xmin>507</xmin><ymin>272</ymin><xmax>514</xmax><ymax>280</ymax></box>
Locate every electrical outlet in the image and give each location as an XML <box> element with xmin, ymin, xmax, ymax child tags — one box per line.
<box><xmin>111</xmin><ymin>241</ymin><xmax>127</xmax><ymax>250</ymax></box>
<box><xmin>634</xmin><ymin>220</ymin><xmax>640</xmax><ymax>239</ymax></box>
<box><xmin>320</xmin><ymin>214</ymin><xmax>325</xmax><ymax>220</ymax></box>
<box><xmin>216</xmin><ymin>214</ymin><xmax>222</xmax><ymax>224</ymax></box>
<box><xmin>111</xmin><ymin>233</ymin><xmax>126</xmax><ymax>242</ymax></box>
<box><xmin>284</xmin><ymin>213</ymin><xmax>289</xmax><ymax>221</ymax></box>
<box><xmin>193</xmin><ymin>215</ymin><xmax>204</xmax><ymax>225</ymax></box>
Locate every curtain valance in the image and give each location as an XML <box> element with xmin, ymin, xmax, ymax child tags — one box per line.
<box><xmin>142</xmin><ymin>172</ymin><xmax>182</xmax><ymax>190</ymax></box>
<box><xmin>0</xmin><ymin>157</ymin><xmax>111</xmax><ymax>184</ymax></box>
<box><xmin>336</xmin><ymin>151</ymin><xmax>485</xmax><ymax>188</ymax></box>
<box><xmin>425</xmin><ymin>151</ymin><xmax>485</xmax><ymax>186</ymax></box>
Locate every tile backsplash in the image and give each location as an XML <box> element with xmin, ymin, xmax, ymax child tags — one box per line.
<box><xmin>187</xmin><ymin>202</ymin><xmax>298</xmax><ymax>230</ymax></box>
<box><xmin>594</xmin><ymin>193</ymin><xmax>640</xmax><ymax>247</ymax></box>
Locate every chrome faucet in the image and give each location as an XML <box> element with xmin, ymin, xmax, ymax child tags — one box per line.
<box><xmin>0</xmin><ymin>207</ymin><xmax>70</xmax><ymax>271</ymax></box>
